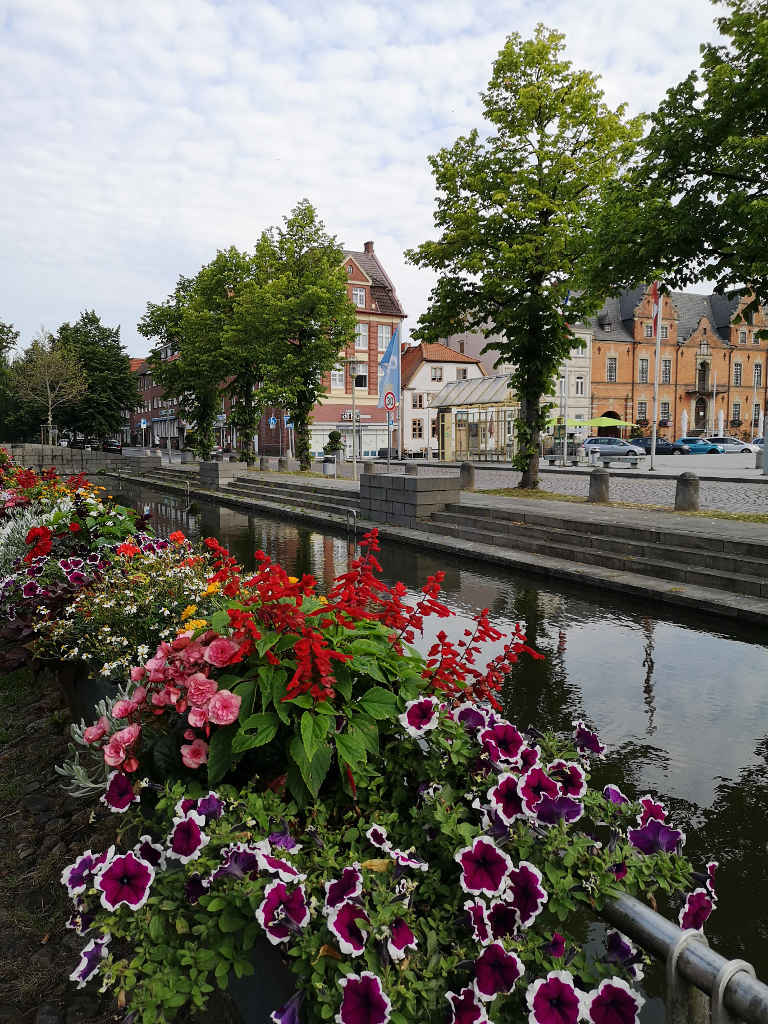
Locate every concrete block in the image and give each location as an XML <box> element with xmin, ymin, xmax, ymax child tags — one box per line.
<box><xmin>404</xmin><ymin>463</ymin><xmax>419</xmax><ymax>475</ymax></box>
<box><xmin>460</xmin><ymin>462</ymin><xmax>475</xmax><ymax>490</ymax></box>
<box><xmin>675</xmin><ymin>472</ymin><xmax>700</xmax><ymax>512</ymax></box>
<box><xmin>199</xmin><ymin>461</ymin><xmax>239</xmax><ymax>488</ymax></box>
<box><xmin>588</xmin><ymin>468</ymin><xmax>610</xmax><ymax>503</ymax></box>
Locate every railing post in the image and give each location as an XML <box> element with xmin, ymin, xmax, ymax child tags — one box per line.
<box><xmin>667</xmin><ymin>930</ymin><xmax>708</xmax><ymax>1024</ymax></box>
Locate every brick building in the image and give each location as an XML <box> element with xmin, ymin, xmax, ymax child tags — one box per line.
<box><xmin>590</xmin><ymin>286</ymin><xmax>768</xmax><ymax>439</ymax></box>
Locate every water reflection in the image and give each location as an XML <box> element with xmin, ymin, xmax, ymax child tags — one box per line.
<box><xmin>117</xmin><ymin>486</ymin><xmax>768</xmax><ymax>978</ymax></box>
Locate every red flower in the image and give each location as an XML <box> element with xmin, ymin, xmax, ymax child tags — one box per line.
<box><xmin>116</xmin><ymin>543</ymin><xmax>140</xmax><ymax>558</ymax></box>
<box><xmin>69</xmin><ymin>522</ymin><xmax>82</xmax><ymax>533</ymax></box>
<box><xmin>169</xmin><ymin>530</ymin><xmax>186</xmax><ymax>544</ymax></box>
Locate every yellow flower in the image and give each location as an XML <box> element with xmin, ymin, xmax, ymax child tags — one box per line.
<box><xmin>181</xmin><ymin>605</ymin><xmax>197</xmax><ymax>621</ymax></box>
<box><xmin>288</xmin><ymin>576</ymin><xmax>299</xmax><ymax>584</ymax></box>
<box><xmin>204</xmin><ymin>581</ymin><xmax>221</xmax><ymax>596</ymax></box>
<box><xmin>186</xmin><ymin>619</ymin><xmax>208</xmax><ymax>630</ymax></box>
<box><xmin>317</xmin><ymin>595</ymin><xmax>328</xmax><ymax>604</ymax></box>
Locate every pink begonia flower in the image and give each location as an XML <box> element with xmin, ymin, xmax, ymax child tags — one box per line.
<box><xmin>208</xmin><ymin>690</ymin><xmax>241</xmax><ymax>726</ymax></box>
<box><xmin>203</xmin><ymin>636</ymin><xmax>241</xmax><ymax>668</ymax></box>
<box><xmin>144</xmin><ymin>655</ymin><xmax>167</xmax><ymax>682</ymax></box>
<box><xmin>181</xmin><ymin>738</ymin><xmax>208</xmax><ymax>769</ymax></box>
<box><xmin>103</xmin><ymin>737</ymin><xmax>126</xmax><ymax>767</ymax></box>
<box><xmin>183</xmin><ymin>729</ymin><xmax>196</xmax><ymax>741</ymax></box>
<box><xmin>111</xmin><ymin>699</ymin><xmax>137</xmax><ymax>719</ymax></box>
<box><xmin>130</xmin><ymin>666</ymin><xmax>146</xmax><ymax>682</ymax></box>
<box><xmin>83</xmin><ymin>716</ymin><xmax>109</xmax><ymax>744</ymax></box>
<box><xmin>113</xmin><ymin>723</ymin><xmax>140</xmax><ymax>748</ymax></box>
<box><xmin>187</xmin><ymin>673</ymin><xmax>218</xmax><ymax>707</ymax></box>
<box><xmin>188</xmin><ymin>707</ymin><xmax>207</xmax><ymax>728</ymax></box>
<box><xmin>132</xmin><ymin>685</ymin><xmax>147</xmax><ymax>705</ymax></box>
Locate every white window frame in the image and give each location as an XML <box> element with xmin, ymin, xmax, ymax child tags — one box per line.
<box><xmin>644</xmin><ymin>324</ymin><xmax>653</xmax><ymax>338</ymax></box>
<box><xmin>734</xmin><ymin>362</ymin><xmax>743</xmax><ymax>386</ymax></box>
<box><xmin>660</xmin><ymin>401</ymin><xmax>670</xmax><ymax>421</ymax></box>
<box><xmin>352</xmin><ymin>287</ymin><xmax>366</xmax><ymax>308</ymax></box>
<box><xmin>456</xmin><ymin>367</ymin><xmax>468</xmax><ymax>381</ymax></box>
<box><xmin>354</xmin><ymin>363</ymin><xmax>368</xmax><ymax>390</ymax></box>
<box><xmin>431</xmin><ymin>366</ymin><xmax>443</xmax><ymax>382</ymax></box>
<box><xmin>355</xmin><ymin>323</ymin><xmax>368</xmax><ymax>351</ymax></box>
<box><xmin>739</xmin><ymin>329</ymin><xmax>747</xmax><ymax>344</ymax></box>
<box><xmin>575</xmin><ymin>375</ymin><xmax>585</xmax><ymax>396</ymax></box>
<box><xmin>411</xmin><ymin>393</ymin><xmax>423</xmax><ymax>409</ymax></box>
<box><xmin>411</xmin><ymin>418</ymin><xmax>424</xmax><ymax>440</ymax></box>
<box><xmin>754</xmin><ymin>362</ymin><xmax>762</xmax><ymax>386</ymax></box>
<box><xmin>661</xmin><ymin>326</ymin><xmax>669</xmax><ymax>340</ymax></box>
<box><xmin>377</xmin><ymin>324</ymin><xmax>391</xmax><ymax>352</ymax></box>
<box><xmin>639</xmin><ymin>358</ymin><xmax>649</xmax><ymax>384</ymax></box>
<box><xmin>637</xmin><ymin>400</ymin><xmax>647</xmax><ymax>419</ymax></box>
<box><xmin>662</xmin><ymin>359</ymin><xmax>671</xmax><ymax>384</ymax></box>
<box><xmin>606</xmin><ymin>357</ymin><xmax>617</xmax><ymax>383</ymax></box>
<box><xmin>732</xmin><ymin>401</ymin><xmax>741</xmax><ymax>420</ymax></box>
<box><xmin>330</xmin><ymin>365</ymin><xmax>345</xmax><ymax>390</ymax></box>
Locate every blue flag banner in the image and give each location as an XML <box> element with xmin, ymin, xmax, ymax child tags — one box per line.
<box><xmin>377</xmin><ymin>326</ymin><xmax>401</xmax><ymax>408</ymax></box>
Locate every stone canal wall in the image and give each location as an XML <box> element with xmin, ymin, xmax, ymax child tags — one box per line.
<box><xmin>7</xmin><ymin>443</ymin><xmax>163</xmax><ymax>475</ymax></box>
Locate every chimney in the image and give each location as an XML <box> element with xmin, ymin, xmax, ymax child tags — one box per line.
<box><xmin>363</xmin><ymin>240</ymin><xmax>374</xmax><ymax>254</ymax></box>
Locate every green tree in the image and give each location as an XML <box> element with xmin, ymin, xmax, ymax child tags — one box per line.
<box><xmin>0</xmin><ymin>322</ymin><xmax>20</xmax><ymax>434</ymax></box>
<box><xmin>56</xmin><ymin>311</ymin><xmax>139</xmax><ymax>438</ymax></box>
<box><xmin>228</xmin><ymin>200</ymin><xmax>356</xmax><ymax>471</ymax></box>
<box><xmin>590</xmin><ymin>0</ymin><xmax>768</xmax><ymax>315</ymax></box>
<box><xmin>406</xmin><ymin>26</ymin><xmax>642</xmax><ymax>487</ymax></box>
<box><xmin>10</xmin><ymin>330</ymin><xmax>87</xmax><ymax>438</ymax></box>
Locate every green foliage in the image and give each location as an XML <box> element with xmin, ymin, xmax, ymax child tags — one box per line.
<box><xmin>323</xmin><ymin>430</ymin><xmax>343</xmax><ymax>454</ymax></box>
<box><xmin>406</xmin><ymin>26</ymin><xmax>642</xmax><ymax>486</ymax></box>
<box><xmin>589</xmin><ymin>0</ymin><xmax>768</xmax><ymax>317</ymax></box>
<box><xmin>9</xmin><ymin>330</ymin><xmax>88</xmax><ymax>432</ymax></box>
<box><xmin>56</xmin><ymin>311</ymin><xmax>139</xmax><ymax>438</ymax></box>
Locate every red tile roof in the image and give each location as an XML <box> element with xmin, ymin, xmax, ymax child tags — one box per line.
<box><xmin>129</xmin><ymin>358</ymin><xmax>146</xmax><ymax>373</ymax></box>
<box><xmin>401</xmin><ymin>342</ymin><xmax>484</xmax><ymax>385</ymax></box>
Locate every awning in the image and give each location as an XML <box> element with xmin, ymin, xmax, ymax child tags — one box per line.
<box><xmin>430</xmin><ymin>374</ymin><xmax>516</xmax><ymax>408</ymax></box>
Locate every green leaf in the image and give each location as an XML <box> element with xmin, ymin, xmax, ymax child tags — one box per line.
<box><xmin>358</xmin><ymin>686</ymin><xmax>398</xmax><ymax>720</ymax></box>
<box><xmin>351</xmin><ymin>656</ymin><xmax>387</xmax><ymax>683</ymax></box>
<box><xmin>207</xmin><ymin>724</ymin><xmax>237</xmax><ymax>786</ymax></box>
<box><xmin>209</xmin><ymin>609</ymin><xmax>230</xmax><ymax>631</ymax></box>
<box><xmin>233</xmin><ymin>680</ymin><xmax>256</xmax><ymax>719</ymax></box>
<box><xmin>219</xmin><ymin>906</ymin><xmax>248</xmax><ymax>933</ymax></box>
<box><xmin>350</xmin><ymin>713</ymin><xmax>379</xmax><ymax>754</ymax></box>
<box><xmin>301</xmin><ymin>711</ymin><xmax>330</xmax><ymax>763</ymax></box>
<box><xmin>335</xmin><ymin>726</ymin><xmax>367</xmax><ymax>767</ymax></box>
<box><xmin>289</xmin><ymin>735</ymin><xmax>332</xmax><ymax>798</ymax></box>
<box><xmin>232</xmin><ymin>712</ymin><xmax>279</xmax><ymax>755</ymax></box>
<box><xmin>272</xmin><ymin>671</ymin><xmax>290</xmax><ymax>722</ymax></box>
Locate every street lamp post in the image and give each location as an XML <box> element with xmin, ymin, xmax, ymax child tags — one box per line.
<box><xmin>344</xmin><ymin>357</ymin><xmax>358</xmax><ymax>482</ymax></box>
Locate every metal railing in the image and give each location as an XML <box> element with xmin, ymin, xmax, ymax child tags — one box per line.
<box><xmin>603</xmin><ymin>894</ymin><xmax>768</xmax><ymax>1022</ymax></box>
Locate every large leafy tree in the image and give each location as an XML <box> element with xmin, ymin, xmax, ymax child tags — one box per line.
<box><xmin>590</xmin><ymin>0</ymin><xmax>768</xmax><ymax>314</ymax></box>
<box><xmin>56</xmin><ymin>311</ymin><xmax>139</xmax><ymax>437</ymax></box>
<box><xmin>10</xmin><ymin>330</ymin><xmax>87</xmax><ymax>438</ymax></box>
<box><xmin>0</xmin><ymin>321</ymin><xmax>19</xmax><ymax>434</ymax></box>
<box><xmin>406</xmin><ymin>26</ymin><xmax>642</xmax><ymax>487</ymax></box>
<box><xmin>228</xmin><ymin>200</ymin><xmax>356</xmax><ymax>471</ymax></box>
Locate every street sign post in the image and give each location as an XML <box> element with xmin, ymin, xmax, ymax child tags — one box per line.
<box><xmin>384</xmin><ymin>391</ymin><xmax>395</xmax><ymax>411</ymax></box>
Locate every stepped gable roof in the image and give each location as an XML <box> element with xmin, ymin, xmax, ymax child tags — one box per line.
<box><xmin>668</xmin><ymin>292</ymin><xmax>725</xmax><ymax>342</ymax></box>
<box><xmin>594</xmin><ymin>287</ymin><xmax>743</xmax><ymax>344</ymax></box>
<box><xmin>401</xmin><ymin>342</ymin><xmax>484</xmax><ymax>385</ymax></box>
<box><xmin>591</xmin><ymin>296</ymin><xmax>635</xmax><ymax>342</ymax></box>
<box><xmin>708</xmin><ymin>293</ymin><xmax>741</xmax><ymax>336</ymax></box>
<box><xmin>343</xmin><ymin>244</ymin><xmax>405</xmax><ymax>317</ymax></box>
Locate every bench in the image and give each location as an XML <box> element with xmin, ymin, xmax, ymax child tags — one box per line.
<box><xmin>545</xmin><ymin>456</ymin><xmax>582</xmax><ymax>467</ymax></box>
<box><xmin>599</xmin><ymin>456</ymin><xmax>641</xmax><ymax>468</ymax></box>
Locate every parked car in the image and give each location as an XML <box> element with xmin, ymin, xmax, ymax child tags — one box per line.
<box><xmin>581</xmin><ymin>437</ymin><xmax>644</xmax><ymax>456</ymax></box>
<box><xmin>377</xmin><ymin>447</ymin><xmax>401</xmax><ymax>459</ymax></box>
<box><xmin>675</xmin><ymin>436</ymin><xmax>724</xmax><ymax>454</ymax></box>
<box><xmin>751</xmin><ymin>437</ymin><xmax>764</xmax><ymax>447</ymax></box>
<box><xmin>102</xmin><ymin>438</ymin><xmax>122</xmax><ymax>453</ymax></box>
<box><xmin>69</xmin><ymin>436</ymin><xmax>99</xmax><ymax>450</ymax></box>
<box><xmin>705</xmin><ymin>435</ymin><xmax>755</xmax><ymax>453</ymax></box>
<box><xmin>632</xmin><ymin>437</ymin><xmax>690</xmax><ymax>455</ymax></box>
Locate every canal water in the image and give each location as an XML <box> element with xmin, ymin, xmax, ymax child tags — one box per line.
<box><xmin>119</xmin><ymin>484</ymin><xmax>768</xmax><ymax>997</ymax></box>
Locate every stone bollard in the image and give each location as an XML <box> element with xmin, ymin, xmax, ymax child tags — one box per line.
<box><xmin>405</xmin><ymin>463</ymin><xmax>418</xmax><ymax>475</ymax></box>
<box><xmin>588</xmin><ymin>468</ymin><xmax>610</xmax><ymax>503</ymax></box>
<box><xmin>362</xmin><ymin>461</ymin><xmax>376</xmax><ymax>475</ymax></box>
<box><xmin>756</xmin><ymin>450</ymin><xmax>764</xmax><ymax>470</ymax></box>
<box><xmin>675</xmin><ymin>471</ymin><xmax>700</xmax><ymax>512</ymax></box>
<box><xmin>459</xmin><ymin>462</ymin><xmax>475</xmax><ymax>490</ymax></box>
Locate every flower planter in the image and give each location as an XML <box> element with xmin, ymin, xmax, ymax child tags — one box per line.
<box><xmin>226</xmin><ymin>938</ymin><xmax>298</xmax><ymax>1023</ymax></box>
<box><xmin>48</xmin><ymin>659</ymin><xmax>120</xmax><ymax>724</ymax></box>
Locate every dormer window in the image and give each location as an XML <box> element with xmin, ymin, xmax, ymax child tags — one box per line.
<box><xmin>352</xmin><ymin>287</ymin><xmax>365</xmax><ymax>307</ymax></box>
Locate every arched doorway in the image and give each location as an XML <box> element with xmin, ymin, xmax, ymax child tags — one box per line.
<box><xmin>597</xmin><ymin>411</ymin><xmax>621</xmax><ymax>437</ymax></box>
<box><xmin>694</xmin><ymin>397</ymin><xmax>706</xmax><ymax>432</ymax></box>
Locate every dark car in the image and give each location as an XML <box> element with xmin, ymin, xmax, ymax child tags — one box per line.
<box><xmin>632</xmin><ymin>437</ymin><xmax>690</xmax><ymax>455</ymax></box>
<box><xmin>377</xmin><ymin>447</ymin><xmax>400</xmax><ymax>459</ymax></box>
<box><xmin>102</xmin><ymin>438</ymin><xmax>122</xmax><ymax>453</ymax></box>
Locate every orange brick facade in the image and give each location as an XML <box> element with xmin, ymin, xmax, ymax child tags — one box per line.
<box><xmin>591</xmin><ymin>287</ymin><xmax>768</xmax><ymax>439</ymax></box>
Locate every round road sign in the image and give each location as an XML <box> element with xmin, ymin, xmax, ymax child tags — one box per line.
<box><xmin>384</xmin><ymin>391</ymin><xmax>396</xmax><ymax>411</ymax></box>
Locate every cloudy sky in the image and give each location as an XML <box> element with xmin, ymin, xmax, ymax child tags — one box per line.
<box><xmin>1</xmin><ymin>0</ymin><xmax>724</xmax><ymax>357</ymax></box>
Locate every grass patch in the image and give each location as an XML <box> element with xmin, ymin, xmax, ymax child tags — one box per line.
<box><xmin>487</xmin><ymin>488</ymin><xmax>587</xmax><ymax>504</ymax></box>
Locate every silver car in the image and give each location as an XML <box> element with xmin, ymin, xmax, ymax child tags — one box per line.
<box><xmin>582</xmin><ymin>437</ymin><xmax>644</xmax><ymax>456</ymax></box>
<box><xmin>705</xmin><ymin>435</ymin><xmax>756</xmax><ymax>453</ymax></box>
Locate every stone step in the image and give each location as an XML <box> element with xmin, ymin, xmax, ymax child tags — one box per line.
<box><xmin>226</xmin><ymin>482</ymin><xmax>359</xmax><ymax>516</ymax></box>
<box><xmin>444</xmin><ymin>502</ymin><xmax>768</xmax><ymax>561</ymax></box>
<box><xmin>232</xmin><ymin>474</ymin><xmax>359</xmax><ymax>500</ymax></box>
<box><xmin>419</xmin><ymin>519</ymin><xmax>767</xmax><ymax>599</ymax></box>
<box><xmin>431</xmin><ymin>511</ymin><xmax>767</xmax><ymax>579</ymax></box>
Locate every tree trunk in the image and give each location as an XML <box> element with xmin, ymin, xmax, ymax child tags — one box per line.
<box><xmin>518</xmin><ymin>394</ymin><xmax>541</xmax><ymax>490</ymax></box>
<box><xmin>294</xmin><ymin>404</ymin><xmax>313</xmax><ymax>471</ymax></box>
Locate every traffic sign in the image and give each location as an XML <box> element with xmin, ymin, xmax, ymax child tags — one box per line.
<box><xmin>384</xmin><ymin>391</ymin><xmax>396</xmax><ymax>411</ymax></box>
<box><xmin>268</xmin><ymin>416</ymin><xmax>277</xmax><ymax>429</ymax></box>
<box><xmin>140</xmin><ymin>418</ymin><xmax>147</xmax><ymax>429</ymax></box>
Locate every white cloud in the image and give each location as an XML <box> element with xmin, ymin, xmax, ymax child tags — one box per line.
<box><xmin>0</xmin><ymin>0</ymin><xmax>724</xmax><ymax>355</ymax></box>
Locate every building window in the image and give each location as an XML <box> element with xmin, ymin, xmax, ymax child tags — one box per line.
<box><xmin>639</xmin><ymin>358</ymin><xmax>649</xmax><ymax>384</ymax></box>
<box><xmin>644</xmin><ymin>324</ymin><xmax>653</xmax><ymax>338</ymax></box>
<box><xmin>734</xmin><ymin>362</ymin><xmax>743</xmax><ymax>386</ymax></box>
<box><xmin>607</xmin><ymin>357</ymin><xmax>617</xmax><ymax>383</ymax></box>
<box><xmin>330</xmin><ymin>365</ymin><xmax>345</xmax><ymax>390</ymax></box>
<box><xmin>660</xmin><ymin>401</ymin><xmax>670</xmax><ymax>421</ymax></box>
<box><xmin>637</xmin><ymin>400</ymin><xmax>647</xmax><ymax>419</ymax></box>
<box><xmin>662</xmin><ymin>359</ymin><xmax>671</xmax><ymax>384</ymax></box>
<box><xmin>733</xmin><ymin>401</ymin><xmax>741</xmax><ymax>420</ymax></box>
<box><xmin>431</xmin><ymin>366</ymin><xmax>443</xmax><ymax>382</ymax></box>
<box><xmin>347</xmin><ymin>265</ymin><xmax>353</xmax><ymax>275</ymax></box>
<box><xmin>412</xmin><ymin>419</ymin><xmax>423</xmax><ymax>439</ymax></box>
<box><xmin>575</xmin><ymin>375</ymin><xmax>584</xmax><ymax>396</ymax></box>
<box><xmin>352</xmin><ymin>287</ymin><xmax>366</xmax><ymax>308</ymax></box>
<box><xmin>355</xmin><ymin>323</ymin><xmax>368</xmax><ymax>350</ymax></box>
<box><xmin>755</xmin><ymin>403</ymin><xmax>761</xmax><ymax>424</ymax></box>
<box><xmin>377</xmin><ymin>324</ymin><xmax>391</xmax><ymax>352</ymax></box>
<box><xmin>457</xmin><ymin>367</ymin><xmax>468</xmax><ymax>381</ymax></box>
<box><xmin>753</xmin><ymin>333</ymin><xmax>761</xmax><ymax>345</ymax></box>
<box><xmin>739</xmin><ymin>329</ymin><xmax>747</xmax><ymax>344</ymax></box>
<box><xmin>354</xmin><ymin>364</ymin><xmax>368</xmax><ymax>389</ymax></box>
<box><xmin>661</xmin><ymin>325</ymin><xmax>669</xmax><ymax>340</ymax></box>
<box><xmin>412</xmin><ymin>393</ymin><xmax>424</xmax><ymax>409</ymax></box>
<box><xmin>459</xmin><ymin>341</ymin><xmax>465</xmax><ymax>354</ymax></box>
<box><xmin>755</xmin><ymin>362</ymin><xmax>762</xmax><ymax>386</ymax></box>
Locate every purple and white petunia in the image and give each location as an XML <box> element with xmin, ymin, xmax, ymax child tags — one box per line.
<box><xmin>387</xmin><ymin>918</ymin><xmax>417</xmax><ymax>962</ymax></box>
<box><xmin>336</xmin><ymin>972</ymin><xmax>391</xmax><ymax>1024</ymax></box>
<box><xmin>256</xmin><ymin>880</ymin><xmax>309</xmax><ymax>945</ymax></box>
<box><xmin>573</xmin><ymin>720</ymin><xmax>606</xmax><ymax>758</ymax></box>
<box><xmin>167</xmin><ymin>811</ymin><xmax>210</xmax><ymax>864</ymax></box>
<box><xmin>507</xmin><ymin>861</ymin><xmax>548</xmax><ymax>929</ymax></box>
<box><xmin>473</xmin><ymin>942</ymin><xmax>524</xmax><ymax>1002</ymax></box>
<box><xmin>487</xmin><ymin>900</ymin><xmax>519</xmax><ymax>940</ymax></box>
<box><xmin>95</xmin><ymin>852</ymin><xmax>155</xmax><ymax>911</ymax></box>
<box><xmin>134</xmin><ymin>835</ymin><xmax>166</xmax><ymax>872</ymax></box>
<box><xmin>679</xmin><ymin>888</ymin><xmax>715</xmax><ymax>931</ymax></box>
<box><xmin>454</xmin><ymin>702</ymin><xmax>488</xmax><ymax>733</ymax></box>
<box><xmin>209</xmin><ymin>843</ymin><xmax>261</xmax><ymax>884</ymax></box>
<box><xmin>197</xmin><ymin>792</ymin><xmax>225</xmax><ymax>820</ymax></box>
<box><xmin>605</xmin><ymin>930</ymin><xmax>644</xmax><ymax>981</ymax></box>
<box><xmin>544</xmin><ymin>933</ymin><xmax>566</xmax><ymax>959</ymax></box>
<box><xmin>488</xmin><ymin>773</ymin><xmax>526</xmax><ymax>825</ymax></box>
<box><xmin>61</xmin><ymin>848</ymin><xmax>113</xmax><ymax>897</ymax></box>
<box><xmin>518</xmin><ymin>767</ymin><xmax>559</xmax><ymax>814</ymax></box>
<box><xmin>324</xmin><ymin>866</ymin><xmax>364</xmax><ymax>914</ymax></box>
<box><xmin>706</xmin><ymin>860</ymin><xmax>718</xmax><ymax>899</ymax></box>
<box><xmin>446</xmin><ymin>987</ymin><xmax>490</xmax><ymax>1024</ymax></box>
<box><xmin>464</xmin><ymin>899</ymin><xmax>491</xmax><ymax>945</ymax></box>
<box><xmin>520</xmin><ymin>745</ymin><xmax>542</xmax><ymax>771</ymax></box>
<box><xmin>627</xmin><ymin>819</ymin><xmax>684</xmax><ymax>855</ymax></box>
<box><xmin>270</xmin><ymin>991</ymin><xmax>303</xmax><ymax>1024</ymax></box>
<box><xmin>174</xmin><ymin>796</ymin><xmax>198</xmax><ymax>818</ymax></box>
<box><xmin>637</xmin><ymin>794</ymin><xmax>666</xmax><ymax>826</ymax></box>
<box><xmin>603</xmin><ymin>784</ymin><xmax>629</xmax><ymax>806</ymax></box>
<box><xmin>584</xmin><ymin>977</ymin><xmax>644</xmax><ymax>1024</ymax></box>
<box><xmin>269</xmin><ymin>830</ymin><xmax>301</xmax><ymax>853</ymax></box>
<box><xmin>548</xmin><ymin>760</ymin><xmax>587</xmax><ymax>799</ymax></box>
<box><xmin>327</xmin><ymin>901</ymin><xmax>370</xmax><ymax>956</ymax></box>
<box><xmin>479</xmin><ymin>723</ymin><xmax>524</xmax><ymax>766</ymax></box>
<box><xmin>526</xmin><ymin>971</ymin><xmax>583</xmax><ymax>1024</ymax></box>
<box><xmin>259</xmin><ymin>851</ymin><xmax>307</xmax><ymax>883</ymax></box>
<box><xmin>365</xmin><ymin>825</ymin><xmax>392</xmax><ymax>852</ymax></box>
<box><xmin>392</xmin><ymin>848</ymin><xmax>429</xmax><ymax>872</ymax></box>
<box><xmin>398</xmin><ymin>696</ymin><xmax>439</xmax><ymax>738</ymax></box>
<box><xmin>101</xmin><ymin>771</ymin><xmax>139</xmax><ymax>814</ymax></box>
<box><xmin>535</xmin><ymin>795</ymin><xmax>584</xmax><ymax>827</ymax></box>
<box><xmin>455</xmin><ymin>837</ymin><xmax>512</xmax><ymax>897</ymax></box>
<box><xmin>69</xmin><ymin>933</ymin><xmax>110</xmax><ymax>989</ymax></box>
